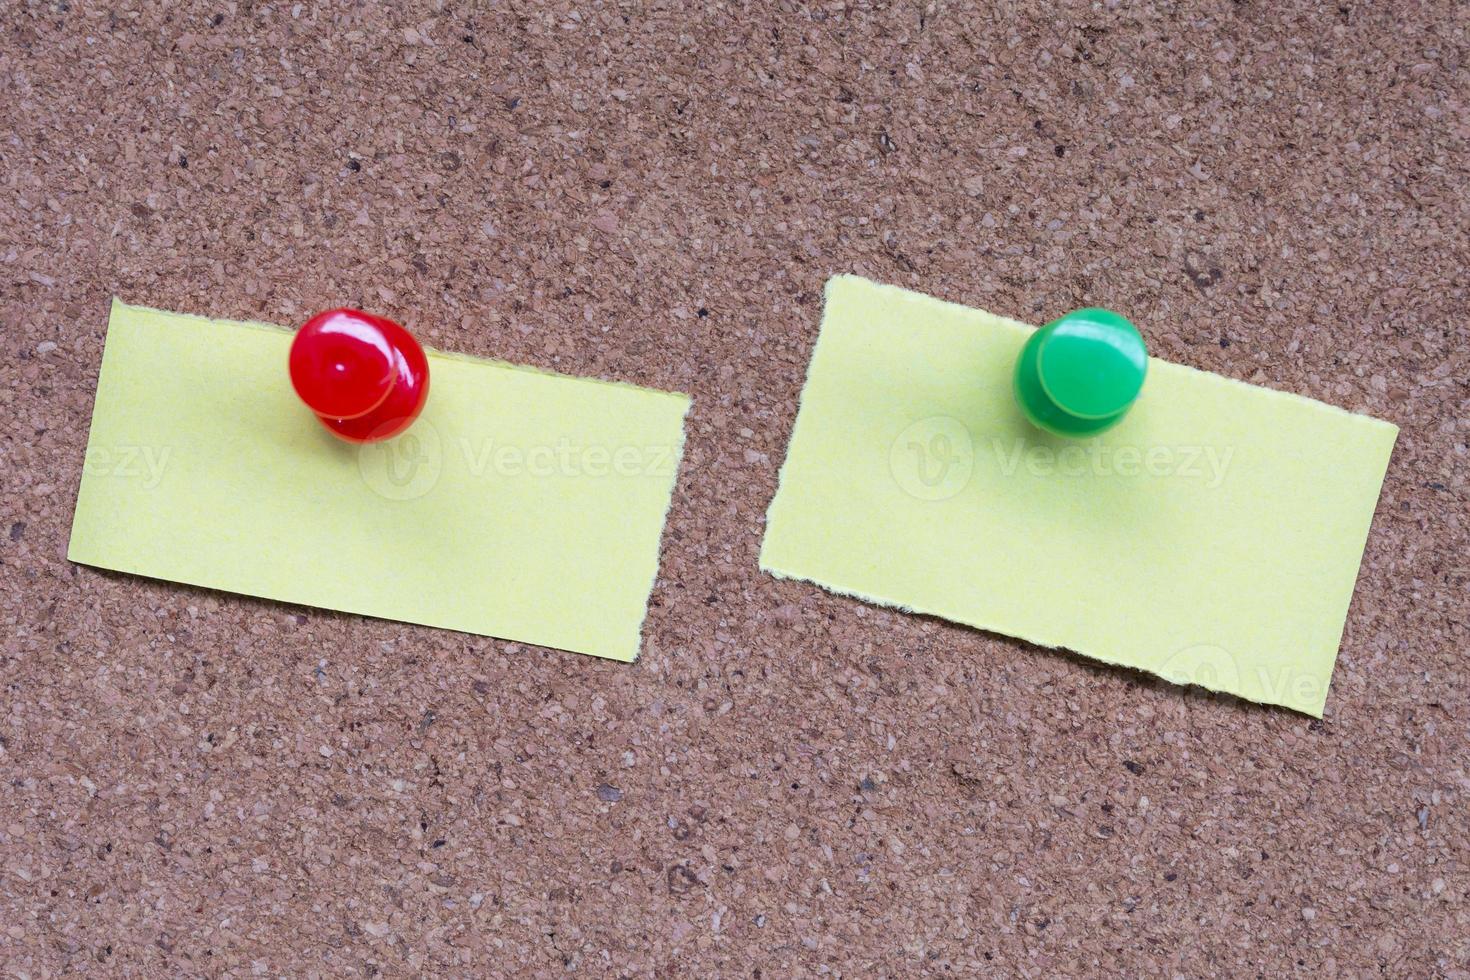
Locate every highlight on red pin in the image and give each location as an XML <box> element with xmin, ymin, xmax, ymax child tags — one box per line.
<box><xmin>288</xmin><ymin>308</ymin><xmax>430</xmax><ymax>443</ymax></box>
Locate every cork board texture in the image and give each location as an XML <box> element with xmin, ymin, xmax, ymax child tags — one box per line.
<box><xmin>1</xmin><ymin>1</ymin><xmax>1466</xmax><ymax>976</ymax></box>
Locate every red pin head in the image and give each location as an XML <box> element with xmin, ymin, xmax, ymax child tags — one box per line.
<box><xmin>289</xmin><ymin>309</ymin><xmax>430</xmax><ymax>443</ymax></box>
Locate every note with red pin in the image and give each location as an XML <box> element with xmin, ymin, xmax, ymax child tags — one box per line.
<box><xmin>69</xmin><ymin>300</ymin><xmax>691</xmax><ymax>662</ymax></box>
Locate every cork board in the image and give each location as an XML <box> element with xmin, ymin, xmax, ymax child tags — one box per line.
<box><xmin>1</xmin><ymin>2</ymin><xmax>1465</xmax><ymax>976</ymax></box>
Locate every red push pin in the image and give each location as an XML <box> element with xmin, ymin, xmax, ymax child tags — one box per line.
<box><xmin>288</xmin><ymin>309</ymin><xmax>430</xmax><ymax>443</ymax></box>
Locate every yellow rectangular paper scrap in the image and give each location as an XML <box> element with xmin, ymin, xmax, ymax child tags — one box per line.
<box><xmin>69</xmin><ymin>300</ymin><xmax>691</xmax><ymax>662</ymax></box>
<box><xmin>761</xmin><ymin>276</ymin><xmax>1397</xmax><ymax>715</ymax></box>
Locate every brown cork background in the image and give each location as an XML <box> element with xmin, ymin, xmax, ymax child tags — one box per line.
<box><xmin>1</xmin><ymin>1</ymin><xmax>1467</xmax><ymax>976</ymax></box>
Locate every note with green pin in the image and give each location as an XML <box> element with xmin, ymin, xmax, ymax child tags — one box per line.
<box><xmin>760</xmin><ymin>276</ymin><xmax>1397</xmax><ymax>716</ymax></box>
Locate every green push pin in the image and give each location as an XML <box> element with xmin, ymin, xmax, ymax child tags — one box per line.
<box><xmin>1013</xmin><ymin>308</ymin><xmax>1148</xmax><ymax>438</ymax></box>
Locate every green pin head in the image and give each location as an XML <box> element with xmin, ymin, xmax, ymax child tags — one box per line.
<box><xmin>1013</xmin><ymin>307</ymin><xmax>1148</xmax><ymax>438</ymax></box>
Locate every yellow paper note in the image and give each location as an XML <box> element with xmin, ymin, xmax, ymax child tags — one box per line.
<box><xmin>69</xmin><ymin>301</ymin><xmax>691</xmax><ymax>662</ymax></box>
<box><xmin>761</xmin><ymin>276</ymin><xmax>1397</xmax><ymax>715</ymax></box>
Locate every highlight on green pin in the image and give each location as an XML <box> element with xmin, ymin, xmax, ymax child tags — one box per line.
<box><xmin>1013</xmin><ymin>307</ymin><xmax>1148</xmax><ymax>438</ymax></box>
